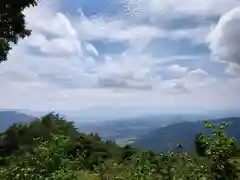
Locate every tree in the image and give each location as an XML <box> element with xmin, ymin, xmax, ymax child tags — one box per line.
<box><xmin>0</xmin><ymin>0</ymin><xmax>38</xmax><ymax>62</ymax></box>
<box><xmin>195</xmin><ymin>132</ymin><xmax>209</xmax><ymax>157</ymax></box>
<box><xmin>196</xmin><ymin>121</ymin><xmax>238</xmax><ymax>180</ymax></box>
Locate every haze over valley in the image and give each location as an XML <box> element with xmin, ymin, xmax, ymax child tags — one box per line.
<box><xmin>1</xmin><ymin>107</ymin><xmax>239</xmax><ymax>149</ymax></box>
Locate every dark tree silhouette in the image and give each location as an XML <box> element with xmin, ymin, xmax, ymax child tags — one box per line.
<box><xmin>0</xmin><ymin>0</ymin><xmax>38</xmax><ymax>62</ymax></box>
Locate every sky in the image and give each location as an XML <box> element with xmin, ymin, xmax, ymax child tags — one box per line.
<box><xmin>0</xmin><ymin>0</ymin><xmax>240</xmax><ymax>111</ymax></box>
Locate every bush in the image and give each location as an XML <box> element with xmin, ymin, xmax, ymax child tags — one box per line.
<box><xmin>0</xmin><ymin>114</ymin><xmax>239</xmax><ymax>180</ymax></box>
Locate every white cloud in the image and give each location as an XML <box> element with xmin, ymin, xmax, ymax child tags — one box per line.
<box><xmin>75</xmin><ymin>11</ymin><xmax>163</xmax><ymax>43</ymax></box>
<box><xmin>207</xmin><ymin>7</ymin><xmax>240</xmax><ymax>67</ymax></box>
<box><xmin>122</xmin><ymin>0</ymin><xmax>240</xmax><ymax>19</ymax></box>
<box><xmin>162</xmin><ymin>81</ymin><xmax>189</xmax><ymax>93</ymax></box>
<box><xmin>226</xmin><ymin>63</ymin><xmax>240</xmax><ymax>76</ymax></box>
<box><xmin>25</xmin><ymin>3</ymin><xmax>77</xmax><ymax>38</ymax></box>
<box><xmin>162</xmin><ymin>69</ymin><xmax>217</xmax><ymax>92</ymax></box>
<box><xmin>0</xmin><ymin>0</ymin><xmax>239</xmax><ymax>111</ymax></box>
<box><xmin>184</xmin><ymin>69</ymin><xmax>216</xmax><ymax>87</ymax></box>
<box><xmin>0</xmin><ymin>72</ymin><xmax>239</xmax><ymax>111</ymax></box>
<box><xmin>26</xmin><ymin>32</ymin><xmax>82</xmax><ymax>56</ymax></box>
<box><xmin>23</xmin><ymin>1</ymin><xmax>83</xmax><ymax>57</ymax></box>
<box><xmin>84</xmin><ymin>42</ymin><xmax>99</xmax><ymax>56</ymax></box>
<box><xmin>162</xmin><ymin>64</ymin><xmax>189</xmax><ymax>78</ymax></box>
<box><xmin>96</xmin><ymin>54</ymin><xmax>155</xmax><ymax>89</ymax></box>
<box><xmin>170</xmin><ymin>26</ymin><xmax>212</xmax><ymax>44</ymax></box>
<box><xmin>74</xmin><ymin>10</ymin><xmax>211</xmax><ymax>46</ymax></box>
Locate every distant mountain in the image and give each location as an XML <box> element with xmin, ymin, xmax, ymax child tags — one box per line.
<box><xmin>133</xmin><ymin>117</ymin><xmax>240</xmax><ymax>152</ymax></box>
<box><xmin>61</xmin><ymin>106</ymin><xmax>240</xmax><ymax>122</ymax></box>
<box><xmin>76</xmin><ymin>113</ymin><xmax>221</xmax><ymax>144</ymax></box>
<box><xmin>0</xmin><ymin>111</ymin><xmax>36</xmax><ymax>131</ymax></box>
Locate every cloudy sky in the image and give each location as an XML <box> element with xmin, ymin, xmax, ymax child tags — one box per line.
<box><xmin>0</xmin><ymin>0</ymin><xmax>240</xmax><ymax>111</ymax></box>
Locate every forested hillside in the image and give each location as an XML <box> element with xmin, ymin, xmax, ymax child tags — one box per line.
<box><xmin>0</xmin><ymin>111</ymin><xmax>35</xmax><ymax>131</ymax></box>
<box><xmin>0</xmin><ymin>113</ymin><xmax>240</xmax><ymax>179</ymax></box>
<box><xmin>134</xmin><ymin>117</ymin><xmax>240</xmax><ymax>152</ymax></box>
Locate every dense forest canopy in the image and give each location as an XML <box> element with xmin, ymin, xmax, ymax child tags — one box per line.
<box><xmin>0</xmin><ymin>113</ymin><xmax>240</xmax><ymax>179</ymax></box>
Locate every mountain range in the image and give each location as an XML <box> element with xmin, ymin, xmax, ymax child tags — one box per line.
<box><xmin>0</xmin><ymin>111</ymin><xmax>36</xmax><ymax>131</ymax></box>
<box><xmin>6</xmin><ymin>106</ymin><xmax>240</xmax><ymax>122</ymax></box>
<box><xmin>0</xmin><ymin>110</ymin><xmax>240</xmax><ymax>152</ymax></box>
<box><xmin>133</xmin><ymin>117</ymin><xmax>240</xmax><ymax>152</ymax></box>
<box><xmin>76</xmin><ymin>114</ymin><xmax>215</xmax><ymax>141</ymax></box>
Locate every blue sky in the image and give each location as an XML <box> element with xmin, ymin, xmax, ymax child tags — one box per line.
<box><xmin>0</xmin><ymin>0</ymin><xmax>240</xmax><ymax>111</ymax></box>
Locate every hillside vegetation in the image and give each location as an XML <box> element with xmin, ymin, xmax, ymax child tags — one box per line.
<box><xmin>134</xmin><ymin>117</ymin><xmax>240</xmax><ymax>152</ymax></box>
<box><xmin>0</xmin><ymin>113</ymin><xmax>240</xmax><ymax>179</ymax></box>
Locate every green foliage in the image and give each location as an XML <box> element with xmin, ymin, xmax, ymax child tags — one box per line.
<box><xmin>0</xmin><ymin>135</ymin><xmax>84</xmax><ymax>180</ymax></box>
<box><xmin>0</xmin><ymin>0</ymin><xmax>38</xmax><ymax>62</ymax></box>
<box><xmin>0</xmin><ymin>114</ymin><xmax>239</xmax><ymax>180</ymax></box>
<box><xmin>195</xmin><ymin>121</ymin><xmax>238</xmax><ymax>179</ymax></box>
